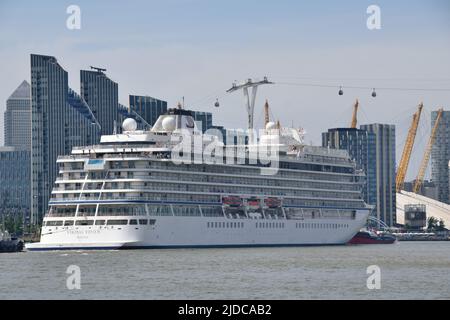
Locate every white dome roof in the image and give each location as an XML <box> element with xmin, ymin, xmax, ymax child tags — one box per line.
<box><xmin>162</xmin><ymin>116</ymin><xmax>176</xmax><ymax>131</ymax></box>
<box><xmin>122</xmin><ymin>118</ymin><xmax>137</xmax><ymax>131</ymax></box>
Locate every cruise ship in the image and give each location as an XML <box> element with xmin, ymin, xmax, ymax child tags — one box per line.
<box><xmin>27</xmin><ymin>105</ymin><xmax>371</xmax><ymax>250</ymax></box>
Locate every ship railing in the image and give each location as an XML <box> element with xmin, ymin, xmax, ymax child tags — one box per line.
<box><xmin>72</xmin><ymin>144</ymin><xmax>166</xmax><ymax>151</ymax></box>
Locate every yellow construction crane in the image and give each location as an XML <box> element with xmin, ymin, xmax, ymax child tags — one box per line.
<box><xmin>350</xmin><ymin>99</ymin><xmax>359</xmax><ymax>128</ymax></box>
<box><xmin>396</xmin><ymin>103</ymin><xmax>424</xmax><ymax>192</ymax></box>
<box><xmin>413</xmin><ymin>108</ymin><xmax>444</xmax><ymax>193</ymax></box>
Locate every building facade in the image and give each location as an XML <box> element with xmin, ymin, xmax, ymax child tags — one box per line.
<box><xmin>192</xmin><ymin>111</ymin><xmax>213</xmax><ymax>133</ymax></box>
<box><xmin>80</xmin><ymin>70</ymin><xmax>119</xmax><ymax>136</ymax></box>
<box><xmin>431</xmin><ymin>110</ymin><xmax>450</xmax><ymax>204</ymax></box>
<box><xmin>128</xmin><ymin>95</ymin><xmax>167</xmax><ymax>128</ymax></box>
<box><xmin>403</xmin><ymin>180</ymin><xmax>438</xmax><ymax>200</ymax></box>
<box><xmin>322</xmin><ymin>128</ymin><xmax>377</xmax><ymax>208</ymax></box>
<box><xmin>31</xmin><ymin>54</ymin><xmax>100</xmax><ymax>224</ymax></box>
<box><xmin>4</xmin><ymin>80</ymin><xmax>31</xmax><ymax>150</ymax></box>
<box><xmin>0</xmin><ymin>147</ymin><xmax>31</xmax><ymax>222</ymax></box>
<box><xmin>360</xmin><ymin>123</ymin><xmax>396</xmax><ymax>226</ymax></box>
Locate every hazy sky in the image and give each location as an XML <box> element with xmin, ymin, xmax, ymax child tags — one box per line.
<box><xmin>1</xmin><ymin>0</ymin><xmax>449</xmax><ymax>179</ymax></box>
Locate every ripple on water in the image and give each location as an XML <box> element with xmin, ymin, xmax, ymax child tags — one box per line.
<box><xmin>1</xmin><ymin>242</ymin><xmax>449</xmax><ymax>299</ymax></box>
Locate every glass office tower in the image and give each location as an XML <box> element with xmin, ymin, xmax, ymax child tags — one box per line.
<box><xmin>30</xmin><ymin>54</ymin><xmax>100</xmax><ymax>224</ymax></box>
<box><xmin>431</xmin><ymin>110</ymin><xmax>450</xmax><ymax>204</ymax></box>
<box><xmin>80</xmin><ymin>69</ymin><xmax>119</xmax><ymax>136</ymax></box>
<box><xmin>360</xmin><ymin>123</ymin><xmax>396</xmax><ymax>226</ymax></box>
<box><xmin>322</xmin><ymin>128</ymin><xmax>377</xmax><ymax>208</ymax></box>
<box><xmin>4</xmin><ymin>80</ymin><xmax>31</xmax><ymax>150</ymax></box>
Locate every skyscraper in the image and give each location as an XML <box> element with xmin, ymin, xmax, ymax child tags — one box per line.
<box><xmin>322</xmin><ymin>128</ymin><xmax>377</xmax><ymax>208</ymax></box>
<box><xmin>4</xmin><ymin>80</ymin><xmax>31</xmax><ymax>150</ymax></box>
<box><xmin>192</xmin><ymin>111</ymin><xmax>213</xmax><ymax>133</ymax></box>
<box><xmin>360</xmin><ymin>123</ymin><xmax>396</xmax><ymax>226</ymax></box>
<box><xmin>0</xmin><ymin>147</ymin><xmax>30</xmax><ymax>224</ymax></box>
<box><xmin>80</xmin><ymin>69</ymin><xmax>119</xmax><ymax>136</ymax></box>
<box><xmin>128</xmin><ymin>95</ymin><xmax>167</xmax><ymax>128</ymax></box>
<box><xmin>431</xmin><ymin>110</ymin><xmax>450</xmax><ymax>204</ymax></box>
<box><xmin>31</xmin><ymin>54</ymin><xmax>100</xmax><ymax>224</ymax></box>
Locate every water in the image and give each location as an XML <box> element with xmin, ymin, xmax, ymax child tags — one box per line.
<box><xmin>1</xmin><ymin>242</ymin><xmax>449</xmax><ymax>299</ymax></box>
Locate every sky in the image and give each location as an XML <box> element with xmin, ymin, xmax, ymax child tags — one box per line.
<box><xmin>1</xmin><ymin>0</ymin><xmax>449</xmax><ymax>179</ymax></box>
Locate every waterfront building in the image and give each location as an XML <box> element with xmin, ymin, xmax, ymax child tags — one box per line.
<box><xmin>30</xmin><ymin>54</ymin><xmax>100</xmax><ymax>224</ymax></box>
<box><xmin>128</xmin><ymin>95</ymin><xmax>167</xmax><ymax>128</ymax></box>
<box><xmin>4</xmin><ymin>80</ymin><xmax>31</xmax><ymax>150</ymax></box>
<box><xmin>322</xmin><ymin>128</ymin><xmax>377</xmax><ymax>208</ymax></box>
<box><xmin>80</xmin><ymin>69</ymin><xmax>119</xmax><ymax>137</ymax></box>
<box><xmin>431</xmin><ymin>110</ymin><xmax>450</xmax><ymax>204</ymax></box>
<box><xmin>360</xmin><ymin>123</ymin><xmax>396</xmax><ymax>226</ymax></box>
<box><xmin>0</xmin><ymin>147</ymin><xmax>31</xmax><ymax>223</ymax></box>
<box><xmin>192</xmin><ymin>111</ymin><xmax>213</xmax><ymax>133</ymax></box>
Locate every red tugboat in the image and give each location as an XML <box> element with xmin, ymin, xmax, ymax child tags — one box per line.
<box><xmin>348</xmin><ymin>229</ymin><xmax>397</xmax><ymax>245</ymax></box>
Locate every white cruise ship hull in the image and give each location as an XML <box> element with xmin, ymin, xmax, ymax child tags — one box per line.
<box><xmin>26</xmin><ymin>209</ymin><xmax>369</xmax><ymax>250</ymax></box>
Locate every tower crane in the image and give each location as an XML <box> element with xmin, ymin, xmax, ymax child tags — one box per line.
<box><xmin>350</xmin><ymin>99</ymin><xmax>359</xmax><ymax>128</ymax></box>
<box><xmin>413</xmin><ymin>108</ymin><xmax>444</xmax><ymax>193</ymax></box>
<box><xmin>396</xmin><ymin>103</ymin><xmax>424</xmax><ymax>191</ymax></box>
<box><xmin>396</xmin><ymin>103</ymin><xmax>423</xmax><ymax>192</ymax></box>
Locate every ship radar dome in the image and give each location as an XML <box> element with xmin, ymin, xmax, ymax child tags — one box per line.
<box><xmin>162</xmin><ymin>116</ymin><xmax>176</xmax><ymax>131</ymax></box>
<box><xmin>266</xmin><ymin>121</ymin><xmax>276</xmax><ymax>130</ymax></box>
<box><xmin>122</xmin><ymin>118</ymin><xmax>137</xmax><ymax>131</ymax></box>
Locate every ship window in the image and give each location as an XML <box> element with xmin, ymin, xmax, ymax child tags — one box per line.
<box><xmin>107</xmin><ymin>219</ymin><xmax>128</xmax><ymax>225</ymax></box>
<box><xmin>149</xmin><ymin>219</ymin><xmax>156</xmax><ymax>225</ymax></box>
<box><xmin>139</xmin><ymin>219</ymin><xmax>148</xmax><ymax>225</ymax></box>
<box><xmin>64</xmin><ymin>220</ymin><xmax>74</xmax><ymax>226</ymax></box>
<box><xmin>46</xmin><ymin>220</ymin><xmax>63</xmax><ymax>226</ymax></box>
<box><xmin>130</xmin><ymin>219</ymin><xmax>138</xmax><ymax>225</ymax></box>
<box><xmin>95</xmin><ymin>220</ymin><xmax>106</xmax><ymax>225</ymax></box>
<box><xmin>75</xmin><ymin>220</ymin><xmax>94</xmax><ymax>226</ymax></box>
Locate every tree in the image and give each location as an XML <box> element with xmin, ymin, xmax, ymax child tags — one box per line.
<box><xmin>4</xmin><ymin>214</ymin><xmax>23</xmax><ymax>236</ymax></box>
<box><xmin>427</xmin><ymin>216</ymin><xmax>439</xmax><ymax>231</ymax></box>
